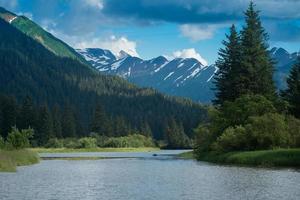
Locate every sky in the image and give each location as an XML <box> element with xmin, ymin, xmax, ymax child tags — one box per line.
<box><xmin>0</xmin><ymin>0</ymin><xmax>300</xmax><ymax>64</ymax></box>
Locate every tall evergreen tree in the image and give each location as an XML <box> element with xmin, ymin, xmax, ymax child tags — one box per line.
<box><xmin>282</xmin><ymin>57</ymin><xmax>300</xmax><ymax>118</ymax></box>
<box><xmin>36</xmin><ymin>105</ymin><xmax>53</xmax><ymax>146</ymax></box>
<box><xmin>239</xmin><ymin>2</ymin><xmax>275</xmax><ymax>99</ymax></box>
<box><xmin>62</xmin><ymin>104</ymin><xmax>76</xmax><ymax>138</ymax></box>
<box><xmin>0</xmin><ymin>95</ymin><xmax>17</xmax><ymax>138</ymax></box>
<box><xmin>214</xmin><ymin>24</ymin><xmax>241</xmax><ymax>105</ymax></box>
<box><xmin>52</xmin><ymin>105</ymin><xmax>62</xmax><ymax>138</ymax></box>
<box><xmin>18</xmin><ymin>96</ymin><xmax>36</xmax><ymax>129</ymax></box>
<box><xmin>90</xmin><ymin>103</ymin><xmax>110</xmax><ymax>135</ymax></box>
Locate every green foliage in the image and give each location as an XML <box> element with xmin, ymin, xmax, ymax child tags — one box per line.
<box><xmin>194</xmin><ymin>125</ymin><xmax>214</xmax><ymax>153</ymax></box>
<box><xmin>0</xmin><ymin>136</ymin><xmax>4</xmax><ymax>149</ymax></box>
<box><xmin>62</xmin><ymin>138</ymin><xmax>81</xmax><ymax>149</ymax></box>
<box><xmin>213</xmin><ymin>126</ymin><xmax>248</xmax><ymax>152</ymax></box>
<box><xmin>282</xmin><ymin>57</ymin><xmax>300</xmax><ymax>118</ymax></box>
<box><xmin>214</xmin><ymin>24</ymin><xmax>242</xmax><ymax>105</ymax></box>
<box><xmin>286</xmin><ymin>116</ymin><xmax>300</xmax><ymax>147</ymax></box>
<box><xmin>245</xmin><ymin>113</ymin><xmax>291</xmax><ymax>150</ymax></box>
<box><xmin>78</xmin><ymin>137</ymin><xmax>97</xmax><ymax>148</ymax></box>
<box><xmin>103</xmin><ymin>134</ymin><xmax>155</xmax><ymax>148</ymax></box>
<box><xmin>6</xmin><ymin>127</ymin><xmax>33</xmax><ymax>149</ymax></box>
<box><xmin>45</xmin><ymin>138</ymin><xmax>64</xmax><ymax>148</ymax></box>
<box><xmin>0</xmin><ymin>17</ymin><xmax>207</xmax><ymax>144</ymax></box>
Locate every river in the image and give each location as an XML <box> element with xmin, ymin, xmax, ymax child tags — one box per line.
<box><xmin>0</xmin><ymin>150</ymin><xmax>299</xmax><ymax>200</ymax></box>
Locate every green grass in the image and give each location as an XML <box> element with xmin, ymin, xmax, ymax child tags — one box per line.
<box><xmin>196</xmin><ymin>148</ymin><xmax>300</xmax><ymax>167</ymax></box>
<box><xmin>0</xmin><ymin>149</ymin><xmax>39</xmax><ymax>172</ymax></box>
<box><xmin>31</xmin><ymin>147</ymin><xmax>159</xmax><ymax>153</ymax></box>
<box><xmin>177</xmin><ymin>151</ymin><xmax>195</xmax><ymax>159</ymax></box>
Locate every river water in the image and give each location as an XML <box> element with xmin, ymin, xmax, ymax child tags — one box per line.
<box><xmin>0</xmin><ymin>150</ymin><xmax>299</xmax><ymax>200</ymax></box>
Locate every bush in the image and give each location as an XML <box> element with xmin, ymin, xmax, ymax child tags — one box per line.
<box><xmin>194</xmin><ymin>125</ymin><xmax>215</xmax><ymax>152</ymax></box>
<box><xmin>78</xmin><ymin>137</ymin><xmax>97</xmax><ymax>148</ymax></box>
<box><xmin>103</xmin><ymin>134</ymin><xmax>155</xmax><ymax>148</ymax></box>
<box><xmin>213</xmin><ymin>126</ymin><xmax>248</xmax><ymax>152</ymax></box>
<box><xmin>45</xmin><ymin>138</ymin><xmax>64</xmax><ymax>148</ymax></box>
<box><xmin>246</xmin><ymin>113</ymin><xmax>291</xmax><ymax>149</ymax></box>
<box><xmin>0</xmin><ymin>136</ymin><xmax>4</xmax><ymax>149</ymax></box>
<box><xmin>63</xmin><ymin>138</ymin><xmax>80</xmax><ymax>149</ymax></box>
<box><xmin>6</xmin><ymin>127</ymin><xmax>33</xmax><ymax>149</ymax></box>
<box><xmin>286</xmin><ymin>115</ymin><xmax>300</xmax><ymax>147</ymax></box>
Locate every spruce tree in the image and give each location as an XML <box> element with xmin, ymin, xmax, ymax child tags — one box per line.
<box><xmin>18</xmin><ymin>96</ymin><xmax>36</xmax><ymax>129</ymax></box>
<box><xmin>36</xmin><ymin>105</ymin><xmax>53</xmax><ymax>146</ymax></box>
<box><xmin>214</xmin><ymin>24</ymin><xmax>241</xmax><ymax>105</ymax></box>
<box><xmin>0</xmin><ymin>95</ymin><xmax>17</xmax><ymax>138</ymax></box>
<box><xmin>62</xmin><ymin>104</ymin><xmax>76</xmax><ymax>138</ymax></box>
<box><xmin>52</xmin><ymin>105</ymin><xmax>62</xmax><ymax>138</ymax></box>
<box><xmin>283</xmin><ymin>57</ymin><xmax>300</xmax><ymax>118</ymax></box>
<box><xmin>90</xmin><ymin>103</ymin><xmax>109</xmax><ymax>135</ymax></box>
<box><xmin>239</xmin><ymin>2</ymin><xmax>275</xmax><ymax>99</ymax></box>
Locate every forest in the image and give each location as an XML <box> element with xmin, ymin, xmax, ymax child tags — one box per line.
<box><xmin>194</xmin><ymin>2</ymin><xmax>300</xmax><ymax>157</ymax></box>
<box><xmin>0</xmin><ymin>17</ymin><xmax>208</xmax><ymax>149</ymax></box>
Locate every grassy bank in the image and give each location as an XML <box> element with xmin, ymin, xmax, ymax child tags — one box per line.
<box><xmin>195</xmin><ymin>149</ymin><xmax>300</xmax><ymax>167</ymax></box>
<box><xmin>0</xmin><ymin>149</ymin><xmax>39</xmax><ymax>172</ymax></box>
<box><xmin>31</xmin><ymin>147</ymin><xmax>159</xmax><ymax>153</ymax></box>
<box><xmin>176</xmin><ymin>151</ymin><xmax>195</xmax><ymax>159</ymax></box>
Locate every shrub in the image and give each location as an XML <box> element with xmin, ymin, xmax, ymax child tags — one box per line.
<box><xmin>246</xmin><ymin>113</ymin><xmax>291</xmax><ymax>149</ymax></box>
<box><xmin>45</xmin><ymin>138</ymin><xmax>64</xmax><ymax>148</ymax></box>
<box><xmin>194</xmin><ymin>125</ymin><xmax>215</xmax><ymax>152</ymax></box>
<box><xmin>286</xmin><ymin>115</ymin><xmax>300</xmax><ymax>147</ymax></box>
<box><xmin>0</xmin><ymin>136</ymin><xmax>4</xmax><ymax>149</ymax></box>
<box><xmin>6</xmin><ymin>127</ymin><xmax>34</xmax><ymax>149</ymax></box>
<box><xmin>63</xmin><ymin>138</ymin><xmax>80</xmax><ymax>149</ymax></box>
<box><xmin>213</xmin><ymin>126</ymin><xmax>248</xmax><ymax>152</ymax></box>
<box><xmin>78</xmin><ymin>137</ymin><xmax>97</xmax><ymax>148</ymax></box>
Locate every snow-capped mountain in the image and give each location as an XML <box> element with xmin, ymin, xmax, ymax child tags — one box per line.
<box><xmin>270</xmin><ymin>47</ymin><xmax>299</xmax><ymax>89</ymax></box>
<box><xmin>77</xmin><ymin>47</ymin><xmax>299</xmax><ymax>103</ymax></box>
<box><xmin>77</xmin><ymin>48</ymin><xmax>217</xmax><ymax>102</ymax></box>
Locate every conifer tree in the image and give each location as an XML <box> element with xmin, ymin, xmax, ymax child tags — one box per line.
<box><xmin>36</xmin><ymin>105</ymin><xmax>53</xmax><ymax>146</ymax></box>
<box><xmin>239</xmin><ymin>2</ymin><xmax>275</xmax><ymax>99</ymax></box>
<box><xmin>62</xmin><ymin>104</ymin><xmax>76</xmax><ymax>138</ymax></box>
<box><xmin>52</xmin><ymin>105</ymin><xmax>62</xmax><ymax>138</ymax></box>
<box><xmin>0</xmin><ymin>95</ymin><xmax>17</xmax><ymax>138</ymax></box>
<box><xmin>214</xmin><ymin>24</ymin><xmax>241</xmax><ymax>105</ymax></box>
<box><xmin>18</xmin><ymin>96</ymin><xmax>36</xmax><ymax>129</ymax></box>
<box><xmin>283</xmin><ymin>57</ymin><xmax>300</xmax><ymax>118</ymax></box>
<box><xmin>90</xmin><ymin>103</ymin><xmax>109</xmax><ymax>135</ymax></box>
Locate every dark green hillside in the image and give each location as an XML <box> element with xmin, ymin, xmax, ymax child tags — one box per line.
<box><xmin>0</xmin><ymin>17</ymin><xmax>207</xmax><ymax>143</ymax></box>
<box><xmin>0</xmin><ymin>7</ymin><xmax>87</xmax><ymax>64</ymax></box>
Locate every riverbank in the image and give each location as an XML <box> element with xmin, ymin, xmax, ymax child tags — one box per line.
<box><xmin>0</xmin><ymin>149</ymin><xmax>39</xmax><ymax>172</ymax></box>
<box><xmin>31</xmin><ymin>147</ymin><xmax>159</xmax><ymax>153</ymax></box>
<box><xmin>178</xmin><ymin>149</ymin><xmax>300</xmax><ymax>167</ymax></box>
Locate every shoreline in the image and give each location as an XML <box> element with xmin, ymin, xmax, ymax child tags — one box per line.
<box><xmin>177</xmin><ymin>149</ymin><xmax>300</xmax><ymax>168</ymax></box>
<box><xmin>31</xmin><ymin>147</ymin><xmax>160</xmax><ymax>153</ymax></box>
<box><xmin>0</xmin><ymin>149</ymin><xmax>39</xmax><ymax>172</ymax></box>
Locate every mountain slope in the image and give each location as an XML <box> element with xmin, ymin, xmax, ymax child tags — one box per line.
<box><xmin>0</xmin><ymin>7</ymin><xmax>87</xmax><ymax>65</ymax></box>
<box><xmin>0</xmin><ymin>17</ymin><xmax>207</xmax><ymax>140</ymax></box>
<box><xmin>77</xmin><ymin>48</ymin><xmax>217</xmax><ymax>103</ymax></box>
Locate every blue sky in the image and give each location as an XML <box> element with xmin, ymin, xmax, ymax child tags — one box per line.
<box><xmin>1</xmin><ymin>0</ymin><xmax>300</xmax><ymax>64</ymax></box>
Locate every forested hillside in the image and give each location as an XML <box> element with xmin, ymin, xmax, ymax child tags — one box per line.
<box><xmin>0</xmin><ymin>17</ymin><xmax>208</xmax><ymax>147</ymax></box>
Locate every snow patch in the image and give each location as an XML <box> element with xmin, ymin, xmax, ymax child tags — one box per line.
<box><xmin>9</xmin><ymin>16</ymin><xmax>17</xmax><ymax>24</ymax></box>
<box><xmin>164</xmin><ymin>72</ymin><xmax>174</xmax><ymax>80</ymax></box>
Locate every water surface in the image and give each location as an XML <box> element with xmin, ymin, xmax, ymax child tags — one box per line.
<box><xmin>0</xmin><ymin>150</ymin><xmax>299</xmax><ymax>200</ymax></box>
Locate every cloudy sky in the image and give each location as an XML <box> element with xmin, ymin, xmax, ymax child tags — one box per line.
<box><xmin>1</xmin><ymin>0</ymin><xmax>300</xmax><ymax>64</ymax></box>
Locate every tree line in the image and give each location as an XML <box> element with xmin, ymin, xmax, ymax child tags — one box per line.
<box><xmin>0</xmin><ymin>17</ymin><xmax>209</xmax><ymax>148</ymax></box>
<box><xmin>195</xmin><ymin>2</ymin><xmax>300</xmax><ymax>155</ymax></box>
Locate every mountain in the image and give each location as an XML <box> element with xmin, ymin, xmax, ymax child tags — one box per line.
<box><xmin>78</xmin><ymin>47</ymin><xmax>299</xmax><ymax>103</ymax></box>
<box><xmin>0</xmin><ymin>16</ymin><xmax>208</xmax><ymax>140</ymax></box>
<box><xmin>0</xmin><ymin>7</ymin><xmax>87</xmax><ymax>65</ymax></box>
<box><xmin>77</xmin><ymin>48</ymin><xmax>217</xmax><ymax>103</ymax></box>
<box><xmin>270</xmin><ymin>47</ymin><xmax>299</xmax><ymax>89</ymax></box>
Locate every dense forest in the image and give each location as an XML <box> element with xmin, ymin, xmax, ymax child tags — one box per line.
<box><xmin>0</xmin><ymin>17</ymin><xmax>208</xmax><ymax>148</ymax></box>
<box><xmin>195</xmin><ymin>2</ymin><xmax>300</xmax><ymax>155</ymax></box>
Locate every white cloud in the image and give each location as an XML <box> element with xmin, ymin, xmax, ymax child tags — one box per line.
<box><xmin>17</xmin><ymin>12</ymin><xmax>33</xmax><ymax>20</ymax></box>
<box><xmin>170</xmin><ymin>48</ymin><xmax>208</xmax><ymax>66</ymax></box>
<box><xmin>180</xmin><ymin>24</ymin><xmax>226</xmax><ymax>41</ymax></box>
<box><xmin>82</xmin><ymin>0</ymin><xmax>103</xmax><ymax>10</ymax></box>
<box><xmin>76</xmin><ymin>35</ymin><xmax>139</xmax><ymax>58</ymax></box>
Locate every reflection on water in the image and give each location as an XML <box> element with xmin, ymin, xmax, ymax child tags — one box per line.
<box><xmin>0</xmin><ymin>150</ymin><xmax>299</xmax><ymax>200</ymax></box>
